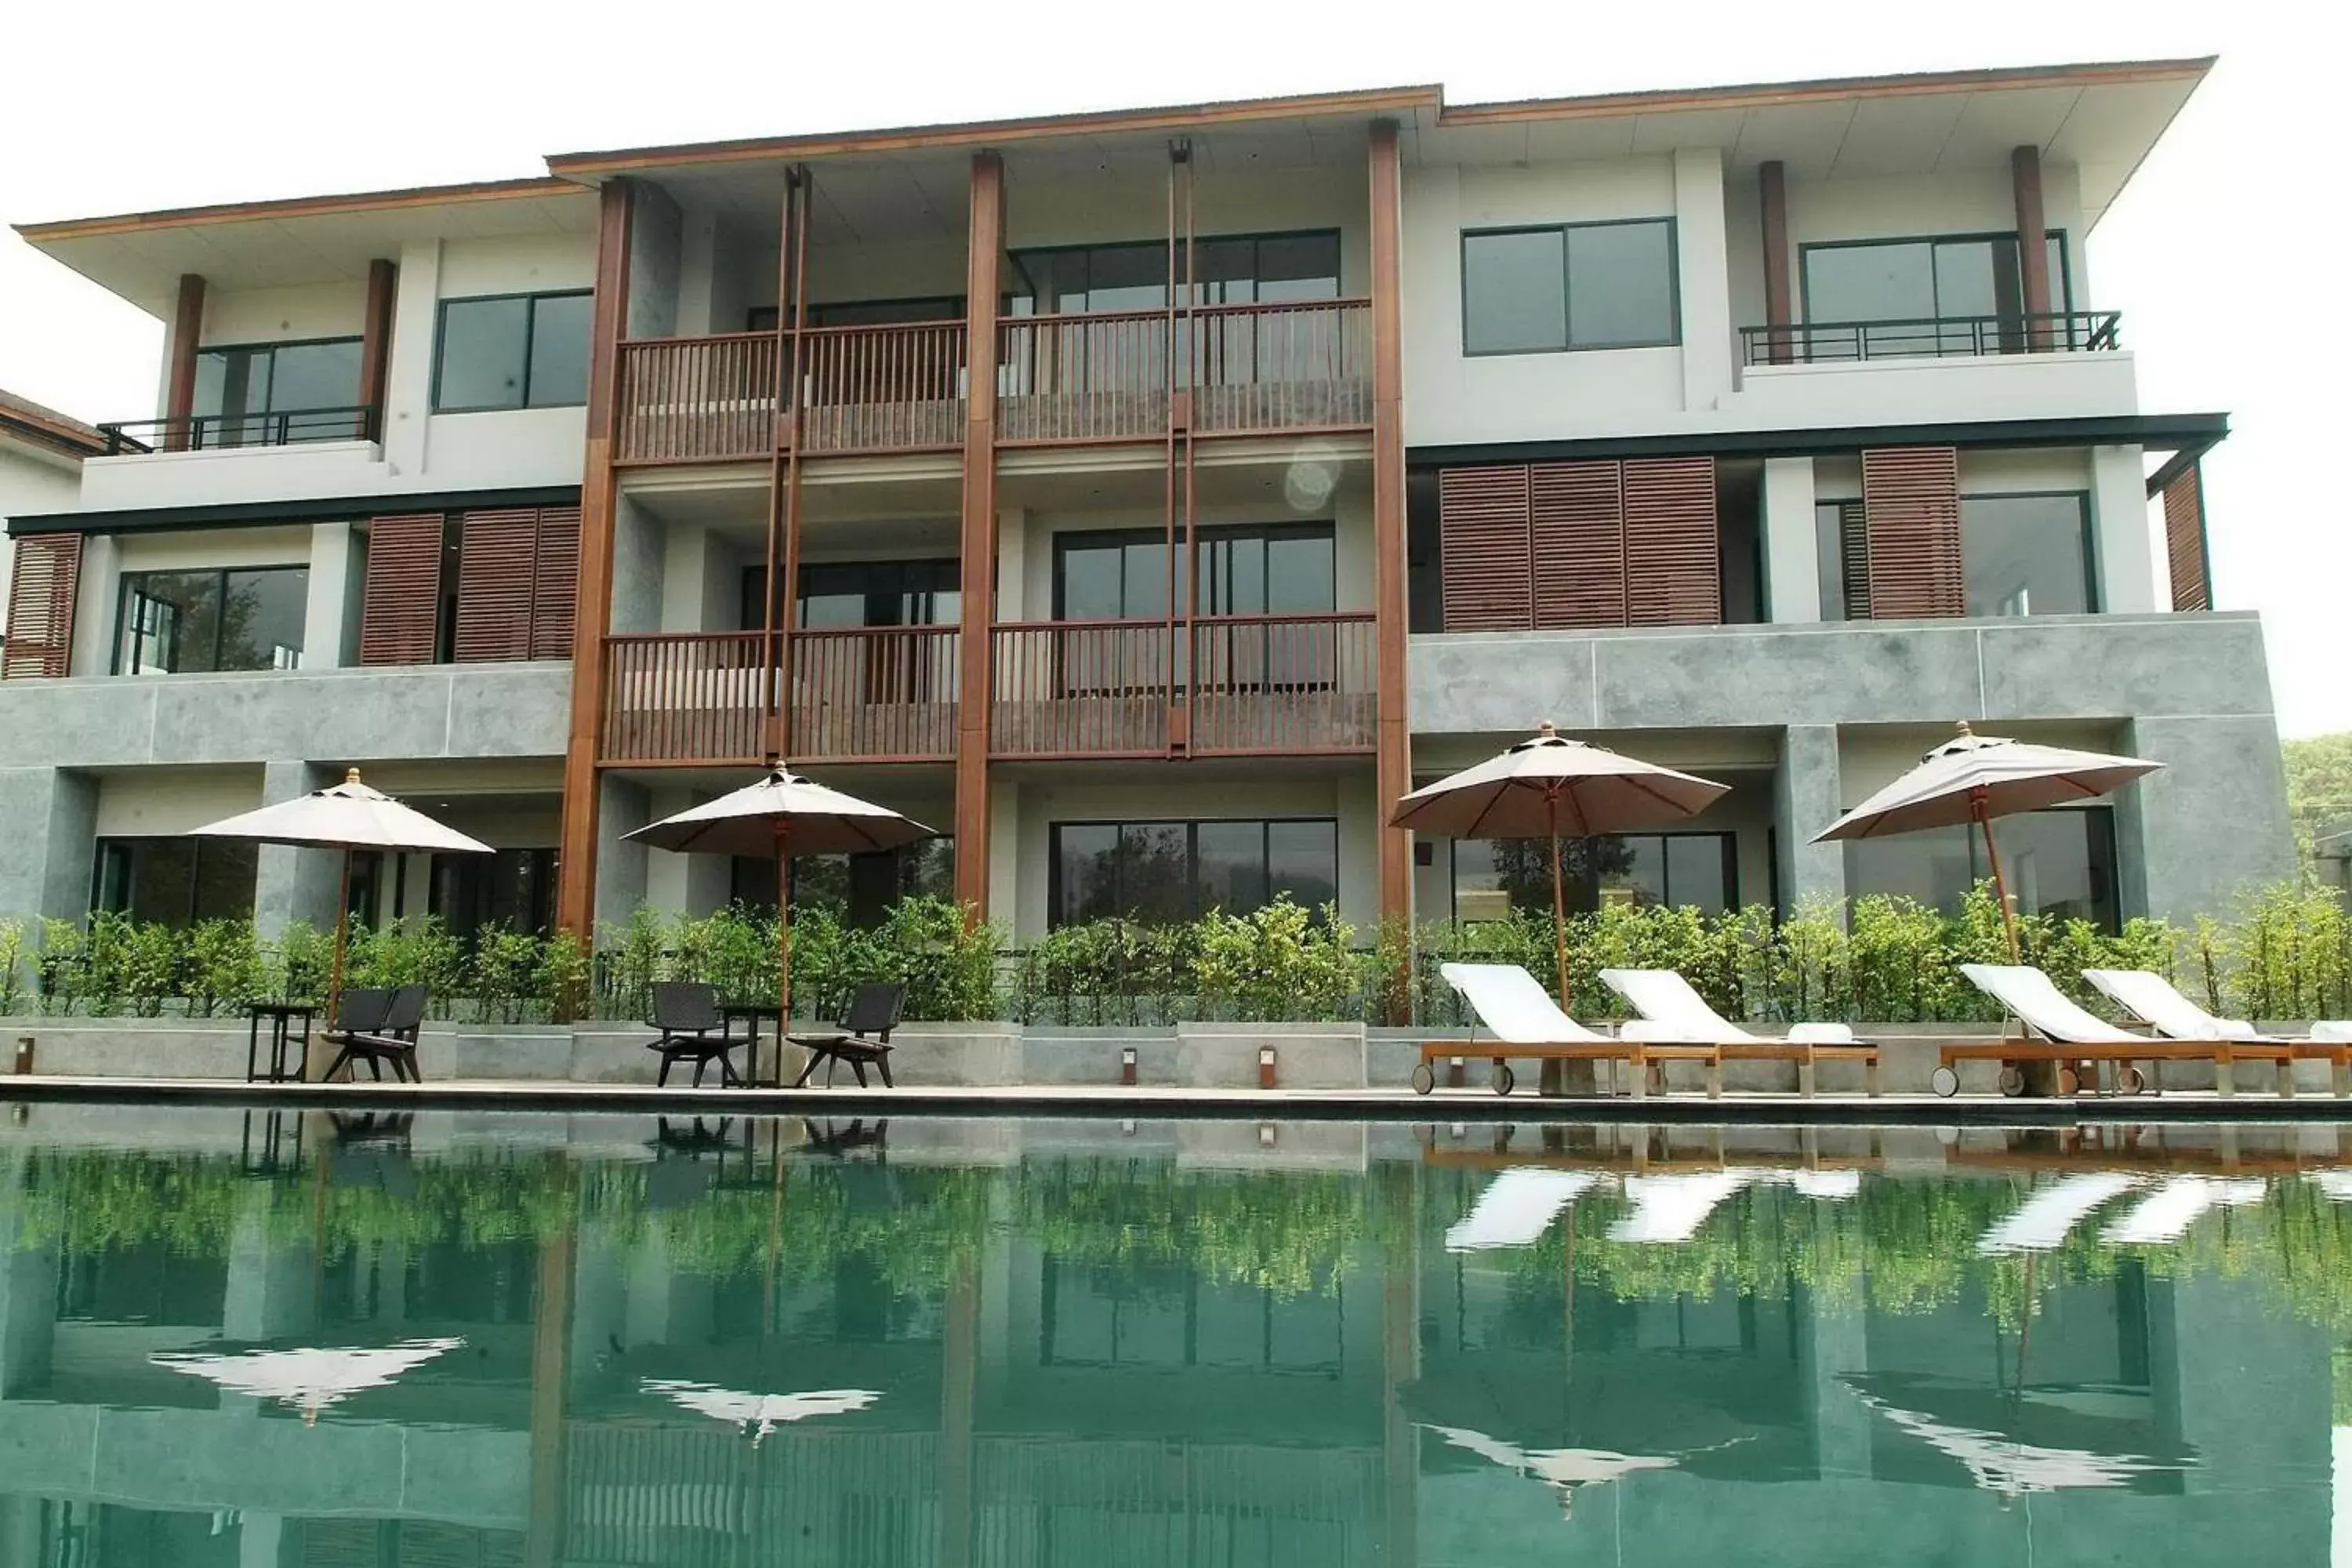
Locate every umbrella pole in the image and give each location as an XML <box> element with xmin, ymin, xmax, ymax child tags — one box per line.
<box><xmin>1547</xmin><ymin>789</ymin><xmax>1572</xmax><ymax>1007</ymax></box>
<box><xmin>1972</xmin><ymin>790</ymin><xmax>2023</xmax><ymax>964</ymax></box>
<box><xmin>328</xmin><ymin>844</ymin><xmax>353</xmax><ymax>1020</ymax></box>
<box><xmin>774</xmin><ymin>820</ymin><xmax>793</xmax><ymax>1085</ymax></box>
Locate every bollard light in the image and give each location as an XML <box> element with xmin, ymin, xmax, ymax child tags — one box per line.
<box><xmin>1446</xmin><ymin>1055</ymin><xmax>1466</xmax><ymax>1089</ymax></box>
<box><xmin>13</xmin><ymin>1036</ymin><xmax>34</xmax><ymax>1076</ymax></box>
<box><xmin>1120</xmin><ymin>1045</ymin><xmax>1138</xmax><ymax>1086</ymax></box>
<box><xmin>1258</xmin><ymin>1045</ymin><xmax>1277</xmax><ymax>1090</ymax></box>
<box><xmin>1258</xmin><ymin>1122</ymin><xmax>1278</xmax><ymax>1148</ymax></box>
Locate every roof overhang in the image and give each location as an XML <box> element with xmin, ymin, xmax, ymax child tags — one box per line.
<box><xmin>1407</xmin><ymin>412</ymin><xmax>2229</xmax><ymax>493</ymax></box>
<box><xmin>5</xmin><ymin>485</ymin><xmax>582</xmax><ymax>539</ymax></box>
<box><xmin>0</xmin><ymin>390</ymin><xmax>105</xmax><ymax>461</ymax></box>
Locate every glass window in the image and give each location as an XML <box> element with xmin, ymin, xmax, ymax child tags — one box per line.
<box><xmin>1844</xmin><ymin>806</ymin><xmax>2117</xmax><ymax>931</ymax></box>
<box><xmin>1463</xmin><ymin>220</ymin><xmax>1678</xmax><ymax>354</ymax></box>
<box><xmin>1803</xmin><ymin>232</ymin><xmax>2072</xmax><ymax>328</ymax></box>
<box><xmin>1008</xmin><ymin>231</ymin><xmax>1340</xmax><ymax>316</ymax></box>
<box><xmin>191</xmin><ymin>339</ymin><xmax>365</xmax><ymax>445</ymax></box>
<box><xmin>745</xmin><ymin>559</ymin><xmax>961</xmax><ymax>633</ymax></box>
<box><xmin>433</xmin><ymin>292</ymin><xmax>590</xmax><ymax>412</ymax></box>
<box><xmin>1802</xmin><ymin>241</ymin><xmax>1936</xmax><ymax>323</ymax></box>
<box><xmin>1962</xmin><ymin>493</ymin><xmax>2094</xmax><ymax>618</ymax></box>
<box><xmin>1816</xmin><ymin>500</ymin><xmax>1868</xmax><ymax>622</ymax></box>
<box><xmin>267</xmin><ymin>340</ymin><xmax>364</xmax><ymax>412</ymax></box>
<box><xmin>731</xmin><ymin>839</ymin><xmax>952</xmax><ymax>927</ymax></box>
<box><xmin>93</xmin><ymin>837</ymin><xmax>259</xmax><ymax>925</ymax></box>
<box><xmin>1565</xmin><ymin>221</ymin><xmax>1678</xmax><ymax>349</ymax></box>
<box><xmin>1452</xmin><ymin>833</ymin><xmax>1735</xmax><ymax>919</ymax></box>
<box><xmin>1058</xmin><ymin>524</ymin><xmax>1336</xmax><ymax>620</ymax></box>
<box><xmin>115</xmin><ymin>568</ymin><xmax>306</xmax><ymax>675</ymax></box>
<box><xmin>1049</xmin><ymin>819</ymin><xmax>1338</xmax><ymax>927</ymax></box>
<box><xmin>430</xmin><ymin>847</ymin><xmax>556</xmax><ymax>942</ymax></box>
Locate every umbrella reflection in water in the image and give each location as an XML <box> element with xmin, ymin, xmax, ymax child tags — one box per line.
<box><xmin>151</xmin><ymin>1338</ymin><xmax>465</xmax><ymax>1424</ymax></box>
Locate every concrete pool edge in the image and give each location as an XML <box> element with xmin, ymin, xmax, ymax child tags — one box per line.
<box><xmin>2</xmin><ymin>1074</ymin><xmax>2348</xmax><ymax>1124</ymax></box>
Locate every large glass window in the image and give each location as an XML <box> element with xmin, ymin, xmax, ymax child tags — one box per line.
<box><xmin>1844</xmin><ymin>806</ymin><xmax>2118</xmax><ymax>931</ymax></box>
<box><xmin>741</xmin><ymin>559</ymin><xmax>961</xmax><ymax>633</ymax></box>
<box><xmin>731</xmin><ymin>838</ymin><xmax>954</xmax><ymax>928</ymax></box>
<box><xmin>93</xmin><ymin>837</ymin><xmax>259</xmax><ymax>926</ymax></box>
<box><xmin>1461</xmin><ymin>220</ymin><xmax>1678</xmax><ymax>354</ymax></box>
<box><xmin>433</xmin><ymin>292</ymin><xmax>592</xmax><ymax>412</ymax></box>
<box><xmin>1451</xmin><ymin>833</ymin><xmax>1736</xmax><ymax>921</ymax></box>
<box><xmin>430</xmin><ymin>848</ymin><xmax>556</xmax><ymax>942</ymax></box>
<box><xmin>1962</xmin><ymin>493</ymin><xmax>2095</xmax><ymax>618</ymax></box>
<box><xmin>114</xmin><ymin>567</ymin><xmax>307</xmax><ymax>675</ymax></box>
<box><xmin>1051</xmin><ymin>818</ymin><xmax>1338</xmax><ymax>927</ymax></box>
<box><xmin>192</xmin><ymin>339</ymin><xmax>365</xmax><ymax>443</ymax></box>
<box><xmin>1054</xmin><ymin>524</ymin><xmax>1336</xmax><ymax>620</ymax></box>
<box><xmin>1802</xmin><ymin>232</ymin><xmax>2071</xmax><ymax>328</ymax></box>
<box><xmin>1007</xmin><ymin>231</ymin><xmax>1341</xmax><ymax>315</ymax></box>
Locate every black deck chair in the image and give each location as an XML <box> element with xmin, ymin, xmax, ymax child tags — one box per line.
<box><xmin>645</xmin><ymin>982</ymin><xmax>743</xmax><ymax>1087</ymax></box>
<box><xmin>786</xmin><ymin>982</ymin><xmax>907</xmax><ymax>1088</ymax></box>
<box><xmin>323</xmin><ymin>984</ymin><xmax>427</xmax><ymax>1083</ymax></box>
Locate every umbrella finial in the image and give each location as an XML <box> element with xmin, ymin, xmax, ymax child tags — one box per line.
<box><xmin>344</xmin><ymin>768</ymin><xmax>363</xmax><ymax>785</ymax></box>
<box><xmin>1954</xmin><ymin>720</ymin><xmax>1973</xmax><ymax>736</ymax></box>
<box><xmin>1537</xmin><ymin>720</ymin><xmax>1557</xmax><ymax>738</ymax></box>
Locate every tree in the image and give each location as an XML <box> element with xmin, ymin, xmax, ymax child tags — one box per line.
<box><xmin>2281</xmin><ymin>732</ymin><xmax>2352</xmax><ymax>856</ymax></box>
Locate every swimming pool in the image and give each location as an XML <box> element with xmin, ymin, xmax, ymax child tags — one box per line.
<box><xmin>1</xmin><ymin>1109</ymin><xmax>2343</xmax><ymax>1565</ymax></box>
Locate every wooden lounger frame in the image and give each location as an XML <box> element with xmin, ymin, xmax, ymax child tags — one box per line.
<box><xmin>1410</xmin><ymin>1037</ymin><xmax>1881</xmax><ymax>1100</ymax></box>
<box><xmin>1933</xmin><ymin>1036</ymin><xmax>2348</xmax><ymax>1098</ymax></box>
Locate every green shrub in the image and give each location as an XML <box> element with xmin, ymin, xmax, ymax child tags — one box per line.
<box><xmin>0</xmin><ymin>919</ymin><xmax>27</xmax><ymax>1015</ymax></box>
<box><xmin>470</xmin><ymin>924</ymin><xmax>543</xmax><ymax>1024</ymax></box>
<box><xmin>272</xmin><ymin>920</ymin><xmax>335</xmax><ymax>1004</ymax></box>
<box><xmin>186</xmin><ymin>920</ymin><xmax>266</xmax><ymax>1017</ymax></box>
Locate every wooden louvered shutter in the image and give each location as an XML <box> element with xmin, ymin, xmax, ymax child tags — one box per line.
<box><xmin>528</xmin><ymin>506</ymin><xmax>581</xmax><ymax>659</ymax></box>
<box><xmin>358</xmin><ymin>513</ymin><xmax>445</xmax><ymax>665</ymax></box>
<box><xmin>1860</xmin><ymin>447</ymin><xmax>1964</xmax><ymax>618</ymax></box>
<box><xmin>1529</xmin><ymin>461</ymin><xmax>1624</xmax><ymax>629</ymax></box>
<box><xmin>2163</xmin><ymin>463</ymin><xmax>2211</xmax><ymax>612</ymax></box>
<box><xmin>453</xmin><ymin>509</ymin><xmax>540</xmax><ymax>662</ymax></box>
<box><xmin>2</xmin><ymin>534</ymin><xmax>82</xmax><ymax>678</ymax></box>
<box><xmin>1622</xmin><ymin>456</ymin><xmax>1721</xmax><ymax>626</ymax></box>
<box><xmin>1439</xmin><ymin>466</ymin><xmax>1534</xmax><ymax>632</ymax></box>
<box><xmin>1833</xmin><ymin>501</ymin><xmax>1871</xmax><ymax>620</ymax></box>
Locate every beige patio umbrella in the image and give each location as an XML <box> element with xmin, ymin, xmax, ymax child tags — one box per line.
<box><xmin>189</xmin><ymin>768</ymin><xmax>492</xmax><ymax>1026</ymax></box>
<box><xmin>1391</xmin><ymin>723</ymin><xmax>1729</xmax><ymax>1004</ymax></box>
<box><xmin>1811</xmin><ymin>722</ymin><xmax>2161</xmax><ymax>961</ymax></box>
<box><xmin>623</xmin><ymin>768</ymin><xmax>932</xmax><ymax>1051</ymax></box>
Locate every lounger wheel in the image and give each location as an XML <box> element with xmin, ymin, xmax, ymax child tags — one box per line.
<box><xmin>2117</xmin><ymin>1066</ymin><xmax>2147</xmax><ymax>1096</ymax></box>
<box><xmin>1492</xmin><ymin>1063</ymin><xmax>1515</xmax><ymax>1097</ymax></box>
<box><xmin>2056</xmin><ymin>1067</ymin><xmax>2081</xmax><ymax>1097</ymax></box>
<box><xmin>1997</xmin><ymin>1066</ymin><xmax>2027</xmax><ymax>1098</ymax></box>
<box><xmin>1410</xmin><ymin>1062</ymin><xmax>1436</xmax><ymax>1095</ymax></box>
<box><xmin>1930</xmin><ymin>1066</ymin><xmax>1960</xmax><ymax>1098</ymax></box>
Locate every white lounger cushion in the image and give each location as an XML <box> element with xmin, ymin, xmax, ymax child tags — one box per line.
<box><xmin>2313</xmin><ymin>1021</ymin><xmax>2352</xmax><ymax>1044</ymax></box>
<box><xmin>1958</xmin><ymin>964</ymin><xmax>2140</xmax><ymax>1045</ymax></box>
<box><xmin>1599</xmin><ymin>968</ymin><xmax>1857</xmax><ymax>1045</ymax></box>
<box><xmin>1438</xmin><ymin>963</ymin><xmax>1612</xmax><ymax>1044</ymax></box>
<box><xmin>2081</xmin><ymin>968</ymin><xmax>2254</xmax><ymax>1040</ymax></box>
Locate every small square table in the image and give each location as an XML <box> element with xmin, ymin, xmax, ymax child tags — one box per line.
<box><xmin>246</xmin><ymin>1002</ymin><xmax>318</xmax><ymax>1083</ymax></box>
<box><xmin>718</xmin><ymin>1004</ymin><xmax>786</xmax><ymax>1088</ymax></box>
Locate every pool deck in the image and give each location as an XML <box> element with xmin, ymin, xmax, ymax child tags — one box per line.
<box><xmin>0</xmin><ymin>1073</ymin><xmax>2346</xmax><ymax>1124</ymax></box>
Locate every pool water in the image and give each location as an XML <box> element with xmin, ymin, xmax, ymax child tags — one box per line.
<box><xmin>1</xmin><ymin>1110</ymin><xmax>2346</xmax><ymax>1566</ymax></box>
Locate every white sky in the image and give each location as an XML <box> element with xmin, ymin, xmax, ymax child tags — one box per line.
<box><xmin>2</xmin><ymin>0</ymin><xmax>2342</xmax><ymax>734</ymax></box>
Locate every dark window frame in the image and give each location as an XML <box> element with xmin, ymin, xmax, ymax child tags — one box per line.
<box><xmin>1050</xmin><ymin>522</ymin><xmax>1338</xmax><ymax>620</ymax></box>
<box><xmin>1047</xmin><ymin>817</ymin><xmax>1340</xmax><ymax>928</ymax></box>
<box><xmin>1458</xmin><ymin>216</ymin><xmax>1682</xmax><ymax>358</ymax></box>
<box><xmin>749</xmin><ymin>295</ymin><xmax>969</xmax><ymax>332</ymax></box>
<box><xmin>191</xmin><ymin>335</ymin><xmax>367</xmax><ymax>415</ymax></box>
<box><xmin>111</xmin><ymin>564</ymin><xmax>309</xmax><ymax>676</ymax></box>
<box><xmin>430</xmin><ymin>289</ymin><xmax>593</xmax><ymax>414</ymax></box>
<box><xmin>741</xmin><ymin>557</ymin><xmax>964</xmax><ymax>633</ymax></box>
<box><xmin>1797</xmin><ymin>229</ymin><xmax>2074</xmax><ymax>325</ymax></box>
<box><xmin>90</xmin><ymin>836</ymin><xmax>261</xmax><ymax>927</ymax></box>
<box><xmin>1007</xmin><ymin>227</ymin><xmax>1345</xmax><ymax>315</ymax></box>
<box><xmin>1958</xmin><ymin>488</ymin><xmax>2100</xmax><ymax>618</ymax></box>
<box><xmin>1449</xmin><ymin>829</ymin><xmax>1739</xmax><ymax>920</ymax></box>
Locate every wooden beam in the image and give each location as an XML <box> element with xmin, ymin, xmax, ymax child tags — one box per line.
<box><xmin>554</xmin><ymin>178</ymin><xmax>635</xmax><ymax>942</ymax></box>
<box><xmin>1759</xmin><ymin>160</ymin><xmax>1792</xmax><ymax>365</ymax></box>
<box><xmin>358</xmin><ymin>258</ymin><xmax>396</xmax><ymax>441</ymax></box>
<box><xmin>1369</xmin><ymin>122</ymin><xmax>1413</xmax><ymax>942</ymax></box>
<box><xmin>953</xmin><ymin>153</ymin><xmax>1004</xmax><ymax>919</ymax></box>
<box><xmin>2013</xmin><ymin>144</ymin><xmax>2053</xmax><ymax>348</ymax></box>
<box><xmin>164</xmin><ymin>273</ymin><xmax>205</xmax><ymax>451</ymax></box>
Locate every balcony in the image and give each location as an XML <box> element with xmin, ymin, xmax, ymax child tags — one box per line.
<box><xmin>595</xmin><ymin>613</ymin><xmax>1374</xmax><ymax>765</ymax></box>
<box><xmin>1739</xmin><ymin>310</ymin><xmax>2120</xmax><ymax>366</ymax></box>
<box><xmin>609</xmin><ymin>299</ymin><xmax>1370</xmax><ymax>465</ymax></box>
<box><xmin>93</xmin><ymin>405</ymin><xmax>378</xmax><ymax>455</ymax></box>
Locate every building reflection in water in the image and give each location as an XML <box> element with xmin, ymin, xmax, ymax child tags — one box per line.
<box><xmin>0</xmin><ymin>1115</ymin><xmax>2341</xmax><ymax>1566</ymax></box>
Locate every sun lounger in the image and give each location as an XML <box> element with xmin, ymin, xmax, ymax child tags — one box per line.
<box><xmin>1597</xmin><ymin>968</ymin><xmax>1880</xmax><ymax>1097</ymax></box>
<box><xmin>2082</xmin><ymin>968</ymin><xmax>2351</xmax><ymax>1098</ymax></box>
<box><xmin>1951</xmin><ymin>964</ymin><xmax>2298</xmax><ymax>1098</ymax></box>
<box><xmin>1415</xmin><ymin>964</ymin><xmax>1704</xmax><ymax>1098</ymax></box>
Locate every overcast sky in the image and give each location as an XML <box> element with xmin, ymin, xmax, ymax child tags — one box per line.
<box><xmin>2</xmin><ymin>0</ymin><xmax>2339</xmax><ymax>734</ymax></box>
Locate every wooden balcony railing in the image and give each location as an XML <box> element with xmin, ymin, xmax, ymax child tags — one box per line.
<box><xmin>989</xmin><ymin>612</ymin><xmax>1377</xmax><ymax>758</ymax></box>
<box><xmin>789</xmin><ymin>625</ymin><xmax>959</xmax><ymax>760</ymax></box>
<box><xmin>996</xmin><ymin>299</ymin><xmax>1373</xmax><ymax>445</ymax></box>
<box><xmin>797</xmin><ymin>321</ymin><xmax>967</xmax><ymax>455</ymax></box>
<box><xmin>614</xmin><ymin>334</ymin><xmax>780</xmax><ymax>464</ymax></box>
<box><xmin>601</xmin><ymin>631</ymin><xmax>769</xmax><ymax>764</ymax></box>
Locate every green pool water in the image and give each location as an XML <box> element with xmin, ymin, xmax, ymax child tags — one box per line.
<box><xmin>0</xmin><ymin>1110</ymin><xmax>2346</xmax><ymax>1566</ymax></box>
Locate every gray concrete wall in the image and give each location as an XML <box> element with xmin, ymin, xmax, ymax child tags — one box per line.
<box><xmin>0</xmin><ymin>767</ymin><xmax>96</xmax><ymax>926</ymax></box>
<box><xmin>251</xmin><ymin>760</ymin><xmax>336</xmax><ymax>938</ymax></box>
<box><xmin>1410</xmin><ymin>612</ymin><xmax>2293</xmax><ymax>924</ymax></box>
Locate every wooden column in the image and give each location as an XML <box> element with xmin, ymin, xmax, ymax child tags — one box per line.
<box><xmin>2012</xmin><ymin>145</ymin><xmax>2053</xmax><ymax>349</ymax></box>
<box><xmin>1759</xmin><ymin>160</ymin><xmax>1792</xmax><ymax>365</ymax></box>
<box><xmin>768</xmin><ymin>167</ymin><xmax>812</xmax><ymax>760</ymax></box>
<box><xmin>937</xmin><ymin>1257</ymin><xmax>980</xmax><ymax>1568</ymax></box>
<box><xmin>953</xmin><ymin>154</ymin><xmax>1004</xmax><ymax>918</ymax></box>
<box><xmin>524</xmin><ymin>1167</ymin><xmax>577</xmax><ymax>1568</ymax></box>
<box><xmin>554</xmin><ymin>179</ymin><xmax>635</xmax><ymax>942</ymax></box>
<box><xmin>358</xmin><ymin>259</ymin><xmax>396</xmax><ymax>441</ymax></box>
<box><xmin>1369</xmin><ymin>123</ymin><xmax>1413</xmax><ymax>937</ymax></box>
<box><xmin>1379</xmin><ymin>1163</ymin><xmax>1420</xmax><ymax>1568</ymax></box>
<box><xmin>164</xmin><ymin>273</ymin><xmax>205</xmax><ymax>450</ymax></box>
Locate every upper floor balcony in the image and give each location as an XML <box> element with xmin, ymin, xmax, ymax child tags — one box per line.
<box><xmin>611</xmin><ymin>299</ymin><xmax>1372</xmax><ymax>466</ymax></box>
<box><xmin>1738</xmin><ymin>310</ymin><xmax>2120</xmax><ymax>367</ymax></box>
<box><xmin>93</xmin><ymin>406</ymin><xmax>379</xmax><ymax>456</ymax></box>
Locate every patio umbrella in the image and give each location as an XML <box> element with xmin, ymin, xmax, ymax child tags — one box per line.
<box><xmin>1810</xmin><ymin>722</ymin><xmax>2161</xmax><ymax>961</ymax></box>
<box><xmin>623</xmin><ymin>768</ymin><xmax>932</xmax><ymax>1044</ymax></box>
<box><xmin>151</xmin><ymin>1337</ymin><xmax>465</xmax><ymax>1424</ymax></box>
<box><xmin>641</xmin><ymin>1378</ymin><xmax>880</xmax><ymax>1445</ymax></box>
<box><xmin>1391</xmin><ymin>723</ymin><xmax>1729</xmax><ymax>1004</ymax></box>
<box><xmin>188</xmin><ymin>768</ymin><xmax>492</xmax><ymax>1028</ymax></box>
